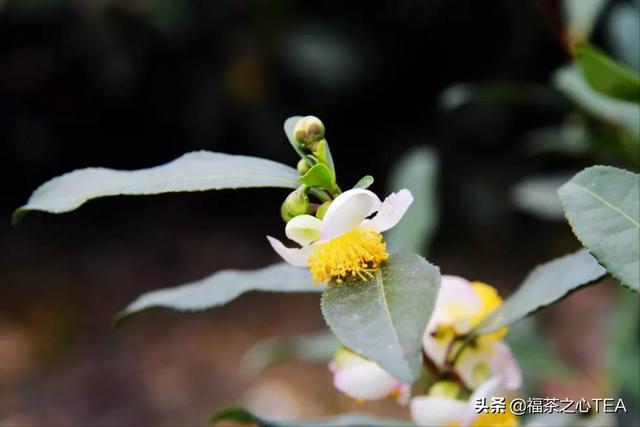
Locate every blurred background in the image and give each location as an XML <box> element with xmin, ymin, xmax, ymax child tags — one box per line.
<box><xmin>1</xmin><ymin>0</ymin><xmax>639</xmax><ymax>425</ymax></box>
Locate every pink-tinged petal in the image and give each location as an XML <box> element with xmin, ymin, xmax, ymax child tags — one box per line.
<box><xmin>285</xmin><ymin>214</ymin><xmax>322</xmax><ymax>247</ymax></box>
<box><xmin>319</xmin><ymin>189</ymin><xmax>381</xmax><ymax>242</ymax></box>
<box><xmin>394</xmin><ymin>383</ymin><xmax>412</xmax><ymax>405</ymax></box>
<box><xmin>426</xmin><ymin>275</ymin><xmax>480</xmax><ymax>333</ymax></box>
<box><xmin>266</xmin><ymin>236</ymin><xmax>313</xmax><ymax>267</ymax></box>
<box><xmin>333</xmin><ymin>362</ymin><xmax>399</xmax><ymax>401</ymax></box>
<box><xmin>364</xmin><ymin>189</ymin><xmax>414</xmax><ymax>233</ymax></box>
<box><xmin>410</xmin><ymin>396</ymin><xmax>467</xmax><ymax>427</ymax></box>
<box><xmin>492</xmin><ymin>341</ymin><xmax>522</xmax><ymax>391</ymax></box>
<box><xmin>427</xmin><ymin>275</ymin><xmax>480</xmax><ymax>333</ymax></box>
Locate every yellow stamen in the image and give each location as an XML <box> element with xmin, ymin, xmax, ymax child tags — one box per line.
<box><xmin>308</xmin><ymin>227</ymin><xmax>389</xmax><ymax>284</ymax></box>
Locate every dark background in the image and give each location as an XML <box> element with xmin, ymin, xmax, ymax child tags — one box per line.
<box><xmin>1</xmin><ymin>1</ymin><xmax>633</xmax><ymax>425</ymax></box>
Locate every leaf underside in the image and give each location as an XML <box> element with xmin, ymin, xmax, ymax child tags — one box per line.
<box><xmin>385</xmin><ymin>147</ymin><xmax>439</xmax><ymax>254</ymax></box>
<box><xmin>14</xmin><ymin>151</ymin><xmax>300</xmax><ymax>224</ymax></box>
<box><xmin>115</xmin><ymin>263</ymin><xmax>320</xmax><ymax>324</ymax></box>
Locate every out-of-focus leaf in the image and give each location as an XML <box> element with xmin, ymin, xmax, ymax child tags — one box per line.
<box><xmin>511</xmin><ymin>174</ymin><xmax>574</xmax><ymax>220</ymax></box>
<box><xmin>115</xmin><ymin>263</ymin><xmax>320</xmax><ymax>324</ymax></box>
<box><xmin>553</xmin><ymin>65</ymin><xmax>640</xmax><ymax>137</ymax></box>
<box><xmin>439</xmin><ymin>82</ymin><xmax>567</xmax><ymax>111</ymax></box>
<box><xmin>574</xmin><ymin>42</ymin><xmax>640</xmax><ymax>102</ymax></box>
<box><xmin>558</xmin><ymin>166</ymin><xmax>640</xmax><ymax>291</ymax></box>
<box><xmin>240</xmin><ymin>331</ymin><xmax>338</xmax><ymax>375</ymax></box>
<box><xmin>321</xmin><ymin>252</ymin><xmax>440</xmax><ymax>383</ymax></box>
<box><xmin>386</xmin><ymin>147</ymin><xmax>439</xmax><ymax>255</ymax></box>
<box><xmin>524</xmin><ymin>116</ymin><xmax>591</xmax><ymax>156</ymax></box>
<box><xmin>505</xmin><ymin>317</ymin><xmax>573</xmax><ymax>396</ymax></box>
<box><xmin>352</xmin><ymin>175</ymin><xmax>374</xmax><ymax>189</ymax></box>
<box><xmin>606</xmin><ymin>2</ymin><xmax>640</xmax><ymax>73</ymax></box>
<box><xmin>13</xmin><ymin>151</ymin><xmax>300</xmax><ymax>224</ymax></box>
<box><xmin>475</xmin><ymin>250</ymin><xmax>607</xmax><ymax>335</ymax></box>
<box><xmin>210</xmin><ymin>407</ymin><xmax>415</xmax><ymax>426</ymax></box>
<box><xmin>562</xmin><ymin>0</ymin><xmax>609</xmax><ymax>44</ymax></box>
<box><xmin>607</xmin><ymin>287</ymin><xmax>640</xmax><ymax>401</ymax></box>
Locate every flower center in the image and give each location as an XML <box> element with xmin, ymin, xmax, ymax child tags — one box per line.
<box><xmin>308</xmin><ymin>227</ymin><xmax>389</xmax><ymax>284</ymax></box>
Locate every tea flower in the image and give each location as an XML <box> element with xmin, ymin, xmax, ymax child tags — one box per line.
<box><xmin>329</xmin><ymin>347</ymin><xmax>410</xmax><ymax>404</ymax></box>
<box><xmin>267</xmin><ymin>188</ymin><xmax>413</xmax><ymax>284</ymax></box>
<box><xmin>410</xmin><ymin>376</ymin><xmax>518</xmax><ymax>427</ymax></box>
<box><xmin>423</xmin><ymin>276</ymin><xmax>508</xmax><ymax>371</ymax></box>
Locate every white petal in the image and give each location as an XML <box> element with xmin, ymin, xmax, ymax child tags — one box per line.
<box><xmin>410</xmin><ymin>396</ymin><xmax>467</xmax><ymax>427</ymax></box>
<box><xmin>266</xmin><ymin>236</ymin><xmax>314</xmax><ymax>267</ymax></box>
<box><xmin>455</xmin><ymin>341</ymin><xmax>523</xmax><ymax>392</ymax></box>
<box><xmin>285</xmin><ymin>215</ymin><xmax>322</xmax><ymax>247</ymax></box>
<box><xmin>319</xmin><ymin>189</ymin><xmax>381</xmax><ymax>242</ymax></box>
<box><xmin>426</xmin><ymin>275</ymin><xmax>480</xmax><ymax>333</ymax></box>
<box><xmin>422</xmin><ymin>333</ymin><xmax>450</xmax><ymax>368</ymax></box>
<box><xmin>333</xmin><ymin>362</ymin><xmax>399</xmax><ymax>401</ymax></box>
<box><xmin>461</xmin><ymin>376</ymin><xmax>503</xmax><ymax>427</ymax></box>
<box><xmin>454</xmin><ymin>343</ymin><xmax>489</xmax><ymax>390</ymax></box>
<box><xmin>364</xmin><ymin>189</ymin><xmax>414</xmax><ymax>233</ymax></box>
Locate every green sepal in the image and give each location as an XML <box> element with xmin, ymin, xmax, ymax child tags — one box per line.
<box><xmin>314</xmin><ymin>139</ymin><xmax>336</xmax><ymax>173</ymax></box>
<box><xmin>299</xmin><ymin>164</ymin><xmax>339</xmax><ymax>194</ymax></box>
<box><xmin>352</xmin><ymin>175</ymin><xmax>374</xmax><ymax>189</ymax></box>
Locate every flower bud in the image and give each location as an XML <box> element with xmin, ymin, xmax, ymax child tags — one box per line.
<box><xmin>294</xmin><ymin>116</ymin><xmax>325</xmax><ymax>150</ymax></box>
<box><xmin>280</xmin><ymin>201</ymin><xmax>295</xmax><ymax>222</ymax></box>
<box><xmin>283</xmin><ymin>188</ymin><xmax>310</xmax><ymax>217</ymax></box>
<box><xmin>297</xmin><ymin>158</ymin><xmax>311</xmax><ymax>174</ymax></box>
<box><xmin>427</xmin><ymin>381</ymin><xmax>462</xmax><ymax>399</ymax></box>
<box><xmin>316</xmin><ymin>201</ymin><xmax>331</xmax><ymax>219</ymax></box>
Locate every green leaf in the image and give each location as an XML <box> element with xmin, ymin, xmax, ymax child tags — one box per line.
<box><xmin>240</xmin><ymin>331</ymin><xmax>338</xmax><ymax>375</ymax></box>
<box><xmin>553</xmin><ymin>65</ymin><xmax>640</xmax><ymax>137</ymax></box>
<box><xmin>352</xmin><ymin>175</ymin><xmax>374</xmax><ymax>189</ymax></box>
<box><xmin>474</xmin><ymin>250</ymin><xmax>607</xmax><ymax>335</ymax></box>
<box><xmin>511</xmin><ymin>174</ymin><xmax>574</xmax><ymax>221</ymax></box>
<box><xmin>386</xmin><ymin>147</ymin><xmax>439</xmax><ymax>255</ymax></box>
<box><xmin>210</xmin><ymin>407</ymin><xmax>414</xmax><ymax>427</ymax></box>
<box><xmin>575</xmin><ymin>42</ymin><xmax>640</xmax><ymax>102</ymax></box>
<box><xmin>13</xmin><ymin>151</ymin><xmax>300</xmax><ymax>224</ymax></box>
<box><xmin>299</xmin><ymin>164</ymin><xmax>336</xmax><ymax>191</ymax></box>
<box><xmin>320</xmin><ymin>252</ymin><xmax>441</xmax><ymax>383</ymax></box>
<box><xmin>558</xmin><ymin>165</ymin><xmax>640</xmax><ymax>291</ymax></box>
<box><xmin>115</xmin><ymin>263</ymin><xmax>320</xmax><ymax>324</ymax></box>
